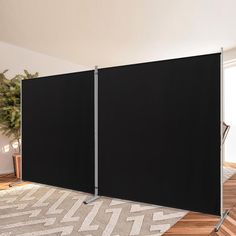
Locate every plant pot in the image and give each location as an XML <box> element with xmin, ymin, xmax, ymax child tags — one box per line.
<box><xmin>12</xmin><ymin>153</ymin><xmax>21</xmax><ymax>179</ymax></box>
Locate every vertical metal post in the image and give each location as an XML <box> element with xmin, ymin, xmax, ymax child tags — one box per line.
<box><xmin>84</xmin><ymin>66</ymin><xmax>100</xmax><ymax>204</ymax></box>
<box><xmin>94</xmin><ymin>66</ymin><xmax>99</xmax><ymax>197</ymax></box>
<box><xmin>220</xmin><ymin>47</ymin><xmax>224</xmax><ymax>218</ymax></box>
<box><xmin>215</xmin><ymin>47</ymin><xmax>229</xmax><ymax>231</ymax></box>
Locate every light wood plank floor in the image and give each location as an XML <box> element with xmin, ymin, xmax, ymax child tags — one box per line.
<box><xmin>210</xmin><ymin>206</ymin><xmax>236</xmax><ymax>235</ymax></box>
<box><xmin>0</xmin><ymin>173</ymin><xmax>27</xmax><ymax>190</ymax></box>
<box><xmin>164</xmin><ymin>173</ymin><xmax>236</xmax><ymax>235</ymax></box>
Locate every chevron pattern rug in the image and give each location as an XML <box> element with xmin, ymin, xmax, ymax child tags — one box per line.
<box><xmin>0</xmin><ymin>167</ymin><xmax>235</xmax><ymax>236</ymax></box>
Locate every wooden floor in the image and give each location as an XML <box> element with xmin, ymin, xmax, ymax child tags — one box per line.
<box><xmin>1</xmin><ymin>173</ymin><xmax>236</xmax><ymax>235</ymax></box>
<box><xmin>164</xmin><ymin>173</ymin><xmax>236</xmax><ymax>235</ymax></box>
<box><xmin>0</xmin><ymin>173</ymin><xmax>27</xmax><ymax>190</ymax></box>
<box><xmin>209</xmin><ymin>206</ymin><xmax>236</xmax><ymax>236</ymax></box>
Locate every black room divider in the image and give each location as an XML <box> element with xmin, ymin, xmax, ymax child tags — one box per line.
<box><xmin>22</xmin><ymin>71</ymin><xmax>95</xmax><ymax>193</ymax></box>
<box><xmin>98</xmin><ymin>53</ymin><xmax>221</xmax><ymax>215</ymax></box>
<box><xmin>22</xmin><ymin>53</ymin><xmax>221</xmax><ymax>216</ymax></box>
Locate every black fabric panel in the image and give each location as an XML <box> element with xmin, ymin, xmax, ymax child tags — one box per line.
<box><xmin>22</xmin><ymin>71</ymin><xmax>94</xmax><ymax>193</ymax></box>
<box><xmin>99</xmin><ymin>54</ymin><xmax>221</xmax><ymax>215</ymax></box>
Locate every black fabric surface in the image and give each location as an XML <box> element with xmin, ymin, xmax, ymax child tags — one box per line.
<box><xmin>22</xmin><ymin>71</ymin><xmax>94</xmax><ymax>193</ymax></box>
<box><xmin>98</xmin><ymin>54</ymin><xmax>221</xmax><ymax>215</ymax></box>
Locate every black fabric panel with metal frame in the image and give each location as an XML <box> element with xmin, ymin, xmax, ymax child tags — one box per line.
<box><xmin>98</xmin><ymin>54</ymin><xmax>221</xmax><ymax>215</ymax></box>
<box><xmin>22</xmin><ymin>71</ymin><xmax>94</xmax><ymax>193</ymax></box>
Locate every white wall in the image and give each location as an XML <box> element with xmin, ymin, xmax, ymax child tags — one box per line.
<box><xmin>0</xmin><ymin>41</ymin><xmax>92</xmax><ymax>174</ymax></box>
<box><xmin>224</xmin><ymin>47</ymin><xmax>236</xmax><ymax>63</ymax></box>
<box><xmin>224</xmin><ymin>48</ymin><xmax>236</xmax><ymax>164</ymax></box>
<box><xmin>224</xmin><ymin>65</ymin><xmax>236</xmax><ymax>163</ymax></box>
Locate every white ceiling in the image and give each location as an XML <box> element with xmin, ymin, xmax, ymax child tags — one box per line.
<box><xmin>0</xmin><ymin>0</ymin><xmax>236</xmax><ymax>67</ymax></box>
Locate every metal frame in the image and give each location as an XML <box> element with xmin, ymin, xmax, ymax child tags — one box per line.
<box><xmin>8</xmin><ymin>54</ymin><xmax>226</xmax><ymax>226</ymax></box>
<box><xmin>220</xmin><ymin>47</ymin><xmax>224</xmax><ymax>219</ymax></box>
<box><xmin>214</xmin><ymin>48</ymin><xmax>228</xmax><ymax>231</ymax></box>
<box><xmin>84</xmin><ymin>65</ymin><xmax>100</xmax><ymax>204</ymax></box>
<box><xmin>222</xmin><ymin>122</ymin><xmax>230</xmax><ymax>144</ymax></box>
<box><xmin>215</xmin><ymin>209</ymin><xmax>229</xmax><ymax>232</ymax></box>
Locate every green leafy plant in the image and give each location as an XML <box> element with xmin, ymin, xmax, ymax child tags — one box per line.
<box><xmin>0</xmin><ymin>70</ymin><xmax>38</xmax><ymax>153</ymax></box>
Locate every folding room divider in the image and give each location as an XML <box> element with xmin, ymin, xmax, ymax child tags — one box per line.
<box><xmin>98</xmin><ymin>53</ymin><xmax>221</xmax><ymax>216</ymax></box>
<box><xmin>22</xmin><ymin>51</ymin><xmax>224</xmax><ymax>230</ymax></box>
<box><xmin>22</xmin><ymin>71</ymin><xmax>95</xmax><ymax>193</ymax></box>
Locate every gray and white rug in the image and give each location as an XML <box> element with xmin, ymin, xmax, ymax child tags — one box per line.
<box><xmin>0</xmin><ymin>167</ymin><xmax>235</xmax><ymax>236</ymax></box>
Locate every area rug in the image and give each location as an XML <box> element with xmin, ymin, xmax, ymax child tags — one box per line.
<box><xmin>0</xmin><ymin>167</ymin><xmax>235</xmax><ymax>236</ymax></box>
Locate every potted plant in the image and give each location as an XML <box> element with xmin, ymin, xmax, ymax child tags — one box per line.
<box><xmin>0</xmin><ymin>70</ymin><xmax>38</xmax><ymax>178</ymax></box>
